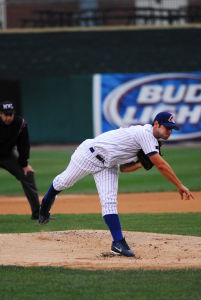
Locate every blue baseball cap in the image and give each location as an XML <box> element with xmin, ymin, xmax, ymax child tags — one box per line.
<box><xmin>153</xmin><ymin>112</ymin><xmax>179</xmax><ymax>130</ymax></box>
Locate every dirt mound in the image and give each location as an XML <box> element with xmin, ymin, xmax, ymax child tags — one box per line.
<box><xmin>1</xmin><ymin>230</ymin><xmax>201</xmax><ymax>270</ymax></box>
<box><xmin>1</xmin><ymin>191</ymin><xmax>201</xmax><ymax>270</ymax></box>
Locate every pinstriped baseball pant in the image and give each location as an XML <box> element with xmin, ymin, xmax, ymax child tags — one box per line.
<box><xmin>53</xmin><ymin>144</ymin><xmax>119</xmax><ymax>216</ymax></box>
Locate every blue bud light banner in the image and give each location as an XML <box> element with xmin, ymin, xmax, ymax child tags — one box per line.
<box><xmin>93</xmin><ymin>73</ymin><xmax>201</xmax><ymax>141</ymax></box>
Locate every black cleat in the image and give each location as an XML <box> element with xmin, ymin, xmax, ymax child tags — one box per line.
<box><xmin>111</xmin><ymin>238</ymin><xmax>135</xmax><ymax>257</ymax></box>
<box><xmin>31</xmin><ymin>214</ymin><xmax>39</xmax><ymax>220</ymax></box>
<box><xmin>38</xmin><ymin>207</ymin><xmax>50</xmax><ymax>225</ymax></box>
<box><xmin>31</xmin><ymin>210</ymin><xmax>39</xmax><ymax>220</ymax></box>
<box><xmin>38</xmin><ymin>213</ymin><xmax>50</xmax><ymax>225</ymax></box>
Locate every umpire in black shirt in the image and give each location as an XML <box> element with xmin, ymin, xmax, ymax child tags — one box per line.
<box><xmin>0</xmin><ymin>101</ymin><xmax>40</xmax><ymax>219</ymax></box>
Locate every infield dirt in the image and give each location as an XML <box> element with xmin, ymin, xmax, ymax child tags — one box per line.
<box><xmin>0</xmin><ymin>191</ymin><xmax>201</xmax><ymax>270</ymax></box>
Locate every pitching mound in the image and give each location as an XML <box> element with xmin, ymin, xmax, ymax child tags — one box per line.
<box><xmin>1</xmin><ymin>230</ymin><xmax>201</xmax><ymax>270</ymax></box>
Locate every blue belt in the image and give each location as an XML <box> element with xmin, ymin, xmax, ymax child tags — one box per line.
<box><xmin>89</xmin><ymin>147</ymin><xmax>105</xmax><ymax>164</ymax></box>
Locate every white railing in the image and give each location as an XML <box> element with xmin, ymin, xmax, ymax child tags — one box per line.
<box><xmin>0</xmin><ymin>0</ymin><xmax>6</xmax><ymax>29</ymax></box>
<box><xmin>1</xmin><ymin>0</ymin><xmax>201</xmax><ymax>29</ymax></box>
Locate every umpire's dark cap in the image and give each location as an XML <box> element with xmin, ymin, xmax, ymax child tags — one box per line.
<box><xmin>153</xmin><ymin>112</ymin><xmax>179</xmax><ymax>130</ymax></box>
<box><xmin>0</xmin><ymin>101</ymin><xmax>15</xmax><ymax>115</ymax></box>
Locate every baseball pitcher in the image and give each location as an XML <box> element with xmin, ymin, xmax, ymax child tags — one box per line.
<box><xmin>38</xmin><ymin>112</ymin><xmax>193</xmax><ymax>257</ymax></box>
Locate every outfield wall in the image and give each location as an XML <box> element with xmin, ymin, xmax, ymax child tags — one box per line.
<box><xmin>21</xmin><ymin>76</ymin><xmax>93</xmax><ymax>143</ymax></box>
<box><xmin>0</xmin><ymin>27</ymin><xmax>201</xmax><ymax>78</ymax></box>
<box><xmin>0</xmin><ymin>27</ymin><xmax>200</xmax><ymax>143</ymax></box>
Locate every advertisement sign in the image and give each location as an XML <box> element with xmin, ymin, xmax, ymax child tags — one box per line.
<box><xmin>93</xmin><ymin>73</ymin><xmax>201</xmax><ymax>141</ymax></box>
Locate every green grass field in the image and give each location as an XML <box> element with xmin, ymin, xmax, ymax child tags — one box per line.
<box><xmin>0</xmin><ymin>147</ymin><xmax>200</xmax><ymax>195</ymax></box>
<box><xmin>1</xmin><ymin>267</ymin><xmax>201</xmax><ymax>300</ymax></box>
<box><xmin>0</xmin><ymin>212</ymin><xmax>201</xmax><ymax>236</ymax></box>
<box><xmin>0</xmin><ymin>147</ymin><xmax>201</xmax><ymax>300</ymax></box>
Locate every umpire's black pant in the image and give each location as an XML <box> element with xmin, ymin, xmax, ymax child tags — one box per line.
<box><xmin>0</xmin><ymin>154</ymin><xmax>40</xmax><ymax>217</ymax></box>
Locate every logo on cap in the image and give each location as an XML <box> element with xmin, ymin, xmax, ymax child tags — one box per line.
<box><xmin>168</xmin><ymin>115</ymin><xmax>175</xmax><ymax>124</ymax></box>
<box><xmin>3</xmin><ymin>103</ymin><xmax>14</xmax><ymax>110</ymax></box>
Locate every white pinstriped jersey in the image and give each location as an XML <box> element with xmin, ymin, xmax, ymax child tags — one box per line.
<box><xmin>53</xmin><ymin>124</ymin><xmax>159</xmax><ymax>215</ymax></box>
<box><xmin>81</xmin><ymin>124</ymin><xmax>159</xmax><ymax>168</ymax></box>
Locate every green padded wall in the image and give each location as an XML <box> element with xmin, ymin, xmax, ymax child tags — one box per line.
<box><xmin>1</xmin><ymin>27</ymin><xmax>201</xmax><ymax>143</ymax></box>
<box><xmin>21</xmin><ymin>76</ymin><xmax>92</xmax><ymax>143</ymax></box>
<box><xmin>0</xmin><ymin>28</ymin><xmax>201</xmax><ymax>79</ymax></box>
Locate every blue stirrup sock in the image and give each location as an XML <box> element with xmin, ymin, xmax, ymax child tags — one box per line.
<box><xmin>103</xmin><ymin>214</ymin><xmax>123</xmax><ymax>242</ymax></box>
<box><xmin>41</xmin><ymin>183</ymin><xmax>61</xmax><ymax>214</ymax></box>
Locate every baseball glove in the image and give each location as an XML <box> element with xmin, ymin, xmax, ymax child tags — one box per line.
<box><xmin>137</xmin><ymin>150</ymin><xmax>153</xmax><ymax>170</ymax></box>
<box><xmin>137</xmin><ymin>141</ymin><xmax>162</xmax><ymax>170</ymax></box>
